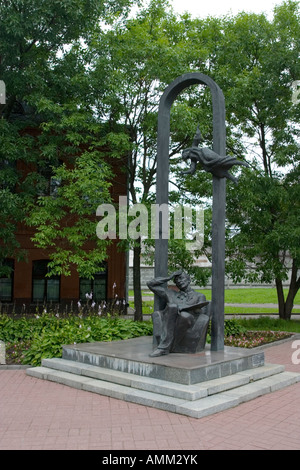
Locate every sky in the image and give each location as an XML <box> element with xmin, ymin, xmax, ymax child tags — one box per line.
<box><xmin>170</xmin><ymin>0</ymin><xmax>284</xmax><ymax>18</ymax></box>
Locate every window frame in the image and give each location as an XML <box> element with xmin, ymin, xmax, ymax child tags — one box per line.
<box><xmin>32</xmin><ymin>260</ymin><xmax>60</xmax><ymax>303</ymax></box>
<box><xmin>0</xmin><ymin>259</ymin><xmax>14</xmax><ymax>302</ymax></box>
<box><xmin>79</xmin><ymin>263</ymin><xmax>108</xmax><ymax>303</ymax></box>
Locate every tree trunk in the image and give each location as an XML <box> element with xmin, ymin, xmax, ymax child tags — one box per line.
<box><xmin>285</xmin><ymin>260</ymin><xmax>300</xmax><ymax>320</ymax></box>
<box><xmin>276</xmin><ymin>260</ymin><xmax>300</xmax><ymax>320</ymax></box>
<box><xmin>275</xmin><ymin>278</ymin><xmax>286</xmax><ymax>319</ymax></box>
<box><xmin>133</xmin><ymin>238</ymin><xmax>143</xmax><ymax>322</ymax></box>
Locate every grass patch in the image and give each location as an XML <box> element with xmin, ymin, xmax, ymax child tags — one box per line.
<box><xmin>128</xmin><ymin>300</ymin><xmax>153</xmax><ymax>315</ymax></box>
<box><xmin>129</xmin><ymin>288</ymin><xmax>300</xmax><ymax>304</ymax></box>
<box><xmin>234</xmin><ymin>316</ymin><xmax>300</xmax><ymax>334</ymax></box>
<box><xmin>225</xmin><ymin>307</ymin><xmax>300</xmax><ymax>314</ymax></box>
<box><xmin>201</xmin><ymin>288</ymin><xmax>300</xmax><ymax>304</ymax></box>
<box><xmin>129</xmin><ymin>300</ymin><xmax>300</xmax><ymax>316</ymax></box>
<box><xmin>128</xmin><ymin>288</ymin><xmax>300</xmax><ymax>315</ymax></box>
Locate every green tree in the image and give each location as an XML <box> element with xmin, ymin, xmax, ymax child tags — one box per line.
<box><xmin>214</xmin><ymin>1</ymin><xmax>300</xmax><ymax>319</ymax></box>
<box><xmin>166</xmin><ymin>1</ymin><xmax>299</xmax><ymax>319</ymax></box>
<box><xmin>89</xmin><ymin>0</ymin><xmax>213</xmax><ymax>319</ymax></box>
<box><xmin>0</xmin><ymin>0</ymin><xmax>133</xmax><ymax>278</ymax></box>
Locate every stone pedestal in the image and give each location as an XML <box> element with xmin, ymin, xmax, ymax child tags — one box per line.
<box><xmin>62</xmin><ymin>336</ymin><xmax>264</xmax><ymax>385</ymax></box>
<box><xmin>26</xmin><ymin>336</ymin><xmax>300</xmax><ymax>418</ymax></box>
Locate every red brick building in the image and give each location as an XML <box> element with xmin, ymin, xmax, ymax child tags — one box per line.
<box><xmin>0</xmin><ymin>149</ymin><xmax>128</xmax><ymax>313</ymax></box>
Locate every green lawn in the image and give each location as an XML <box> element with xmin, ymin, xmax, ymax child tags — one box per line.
<box><xmin>128</xmin><ymin>288</ymin><xmax>300</xmax><ymax>315</ymax></box>
<box><xmin>130</xmin><ymin>287</ymin><xmax>300</xmax><ymax>303</ymax></box>
<box><xmin>202</xmin><ymin>287</ymin><xmax>300</xmax><ymax>305</ymax></box>
<box><xmin>225</xmin><ymin>306</ymin><xmax>300</xmax><ymax>314</ymax></box>
<box><xmin>235</xmin><ymin>316</ymin><xmax>300</xmax><ymax>334</ymax></box>
<box><xmin>205</xmin><ymin>288</ymin><xmax>300</xmax><ymax>313</ymax></box>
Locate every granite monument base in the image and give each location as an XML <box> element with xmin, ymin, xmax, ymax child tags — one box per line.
<box><xmin>26</xmin><ymin>336</ymin><xmax>300</xmax><ymax>418</ymax></box>
<box><xmin>61</xmin><ymin>336</ymin><xmax>264</xmax><ymax>385</ymax></box>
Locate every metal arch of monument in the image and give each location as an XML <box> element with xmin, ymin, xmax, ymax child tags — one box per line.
<box><xmin>155</xmin><ymin>72</ymin><xmax>226</xmax><ymax>352</ymax></box>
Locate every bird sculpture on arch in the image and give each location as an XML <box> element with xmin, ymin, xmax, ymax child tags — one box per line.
<box><xmin>182</xmin><ymin>126</ymin><xmax>249</xmax><ymax>183</ymax></box>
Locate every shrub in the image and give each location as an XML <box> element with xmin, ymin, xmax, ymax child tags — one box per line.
<box><xmin>224</xmin><ymin>319</ymin><xmax>247</xmax><ymax>336</ymax></box>
<box><xmin>207</xmin><ymin>318</ymin><xmax>246</xmax><ymax>341</ymax></box>
<box><xmin>0</xmin><ymin>313</ymin><xmax>153</xmax><ymax>367</ymax></box>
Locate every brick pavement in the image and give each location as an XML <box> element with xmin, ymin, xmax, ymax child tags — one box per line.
<box><xmin>0</xmin><ymin>338</ymin><xmax>299</xmax><ymax>450</ymax></box>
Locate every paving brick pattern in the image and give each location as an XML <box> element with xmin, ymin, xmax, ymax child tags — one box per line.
<box><xmin>0</xmin><ymin>339</ymin><xmax>299</xmax><ymax>450</ymax></box>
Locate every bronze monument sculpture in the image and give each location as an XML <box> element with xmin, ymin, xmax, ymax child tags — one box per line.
<box><xmin>154</xmin><ymin>72</ymin><xmax>245</xmax><ymax>353</ymax></box>
<box><xmin>149</xmin><ymin>120</ymin><xmax>248</xmax><ymax>356</ymax></box>
<box><xmin>155</xmin><ymin>73</ymin><xmax>227</xmax><ymax>352</ymax></box>
<box><xmin>148</xmin><ymin>271</ymin><xmax>211</xmax><ymax>357</ymax></box>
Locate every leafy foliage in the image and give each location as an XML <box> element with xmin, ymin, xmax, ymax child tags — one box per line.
<box><xmin>0</xmin><ymin>313</ymin><xmax>153</xmax><ymax>366</ymax></box>
<box><xmin>173</xmin><ymin>1</ymin><xmax>300</xmax><ymax>318</ymax></box>
<box><xmin>0</xmin><ymin>0</ymin><xmax>299</xmax><ymax>319</ymax></box>
<box><xmin>0</xmin><ymin>0</ymin><xmax>133</xmax><ymax>277</ymax></box>
<box><xmin>4</xmin><ymin>313</ymin><xmax>297</xmax><ymax>366</ymax></box>
<box><xmin>218</xmin><ymin>4</ymin><xmax>300</xmax><ymax>318</ymax></box>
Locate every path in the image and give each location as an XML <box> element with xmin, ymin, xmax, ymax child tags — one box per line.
<box><xmin>0</xmin><ymin>338</ymin><xmax>299</xmax><ymax>450</ymax></box>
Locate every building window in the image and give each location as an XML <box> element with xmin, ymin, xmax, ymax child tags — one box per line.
<box><xmin>80</xmin><ymin>264</ymin><xmax>107</xmax><ymax>302</ymax></box>
<box><xmin>32</xmin><ymin>260</ymin><xmax>60</xmax><ymax>302</ymax></box>
<box><xmin>38</xmin><ymin>160</ymin><xmax>62</xmax><ymax>197</ymax></box>
<box><xmin>0</xmin><ymin>259</ymin><xmax>14</xmax><ymax>302</ymax></box>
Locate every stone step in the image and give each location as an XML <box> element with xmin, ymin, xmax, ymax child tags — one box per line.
<box><xmin>178</xmin><ymin>371</ymin><xmax>300</xmax><ymax>418</ymax></box>
<box><xmin>40</xmin><ymin>357</ymin><xmax>285</xmax><ymax>401</ymax></box>
<box><xmin>26</xmin><ymin>363</ymin><xmax>300</xmax><ymax>419</ymax></box>
<box><xmin>27</xmin><ymin>366</ymin><xmax>188</xmax><ymax>413</ymax></box>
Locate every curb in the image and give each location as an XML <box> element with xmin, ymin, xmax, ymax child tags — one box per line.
<box><xmin>0</xmin><ymin>364</ymin><xmax>31</xmax><ymax>370</ymax></box>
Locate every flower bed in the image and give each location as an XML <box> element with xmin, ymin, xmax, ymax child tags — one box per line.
<box><xmin>224</xmin><ymin>330</ymin><xmax>292</xmax><ymax>348</ymax></box>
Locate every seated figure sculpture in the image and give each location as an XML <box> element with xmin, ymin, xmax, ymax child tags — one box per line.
<box><xmin>147</xmin><ymin>270</ymin><xmax>211</xmax><ymax>357</ymax></box>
